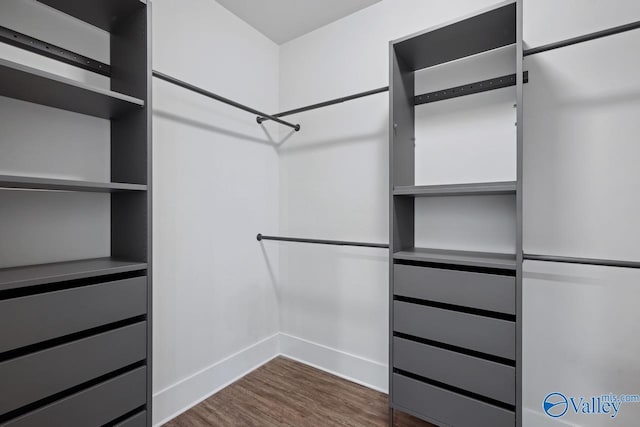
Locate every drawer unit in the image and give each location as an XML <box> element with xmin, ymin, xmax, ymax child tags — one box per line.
<box><xmin>0</xmin><ymin>322</ymin><xmax>146</xmax><ymax>415</ymax></box>
<box><xmin>394</xmin><ymin>300</ymin><xmax>515</xmax><ymax>360</ymax></box>
<box><xmin>0</xmin><ymin>276</ymin><xmax>147</xmax><ymax>353</ymax></box>
<box><xmin>3</xmin><ymin>367</ymin><xmax>146</xmax><ymax>427</ymax></box>
<box><xmin>393</xmin><ymin>337</ymin><xmax>515</xmax><ymax>405</ymax></box>
<box><xmin>394</xmin><ymin>264</ymin><xmax>515</xmax><ymax>315</ymax></box>
<box><xmin>393</xmin><ymin>373</ymin><xmax>514</xmax><ymax>427</ymax></box>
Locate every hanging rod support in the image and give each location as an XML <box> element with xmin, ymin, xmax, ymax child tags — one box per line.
<box><xmin>524</xmin><ymin>19</ymin><xmax>640</xmax><ymax>56</ymax></box>
<box><xmin>256</xmin><ymin>86</ymin><xmax>389</xmax><ymax>124</ymax></box>
<box><xmin>153</xmin><ymin>70</ymin><xmax>300</xmax><ymax>131</ymax></box>
<box><xmin>257</xmin><ymin>233</ymin><xmax>389</xmax><ymax>249</ymax></box>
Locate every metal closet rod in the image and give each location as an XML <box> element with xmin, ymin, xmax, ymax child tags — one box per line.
<box><xmin>152</xmin><ymin>70</ymin><xmax>301</xmax><ymax>131</ymax></box>
<box><xmin>523</xmin><ymin>19</ymin><xmax>640</xmax><ymax>56</ymax></box>
<box><xmin>257</xmin><ymin>234</ymin><xmax>389</xmax><ymax>249</ymax></box>
<box><xmin>256</xmin><ymin>234</ymin><xmax>639</xmax><ymax>269</ymax></box>
<box><xmin>256</xmin><ymin>19</ymin><xmax>640</xmax><ymax>123</ymax></box>
<box><xmin>256</xmin><ymin>86</ymin><xmax>389</xmax><ymax>123</ymax></box>
<box><xmin>523</xmin><ymin>254</ymin><xmax>640</xmax><ymax>269</ymax></box>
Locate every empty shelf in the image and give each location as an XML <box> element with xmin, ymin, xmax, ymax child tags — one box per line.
<box><xmin>37</xmin><ymin>0</ymin><xmax>146</xmax><ymax>31</ymax></box>
<box><xmin>0</xmin><ymin>58</ymin><xmax>144</xmax><ymax>119</ymax></box>
<box><xmin>394</xmin><ymin>181</ymin><xmax>516</xmax><ymax>197</ymax></box>
<box><xmin>0</xmin><ymin>258</ymin><xmax>148</xmax><ymax>292</ymax></box>
<box><xmin>0</xmin><ymin>175</ymin><xmax>147</xmax><ymax>193</ymax></box>
<box><xmin>394</xmin><ymin>248</ymin><xmax>516</xmax><ymax>270</ymax></box>
<box><xmin>392</xmin><ymin>2</ymin><xmax>516</xmax><ymax>71</ymax></box>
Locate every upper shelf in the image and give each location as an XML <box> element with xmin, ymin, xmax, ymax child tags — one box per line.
<box><xmin>0</xmin><ymin>175</ymin><xmax>147</xmax><ymax>193</ymax></box>
<box><xmin>0</xmin><ymin>58</ymin><xmax>143</xmax><ymax>119</ymax></box>
<box><xmin>392</xmin><ymin>1</ymin><xmax>516</xmax><ymax>71</ymax></box>
<box><xmin>38</xmin><ymin>0</ymin><xmax>146</xmax><ymax>32</ymax></box>
<box><xmin>0</xmin><ymin>257</ymin><xmax>148</xmax><ymax>292</ymax></box>
<box><xmin>394</xmin><ymin>181</ymin><xmax>516</xmax><ymax>197</ymax></box>
<box><xmin>394</xmin><ymin>247</ymin><xmax>516</xmax><ymax>270</ymax></box>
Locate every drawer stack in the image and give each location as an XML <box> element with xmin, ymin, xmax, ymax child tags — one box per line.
<box><xmin>391</xmin><ymin>264</ymin><xmax>516</xmax><ymax>427</ymax></box>
<box><xmin>0</xmin><ymin>268</ymin><xmax>149</xmax><ymax>426</ymax></box>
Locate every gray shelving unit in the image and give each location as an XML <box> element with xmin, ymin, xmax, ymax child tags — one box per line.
<box><xmin>0</xmin><ymin>1</ymin><xmax>152</xmax><ymax>426</ymax></box>
<box><xmin>389</xmin><ymin>2</ymin><xmax>522</xmax><ymax>426</ymax></box>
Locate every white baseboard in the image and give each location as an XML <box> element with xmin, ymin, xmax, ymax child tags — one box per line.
<box><xmin>153</xmin><ymin>332</ymin><xmax>388</xmax><ymax>426</ymax></box>
<box><xmin>152</xmin><ymin>333</ymin><xmax>280</xmax><ymax>426</ymax></box>
<box><xmin>279</xmin><ymin>332</ymin><xmax>388</xmax><ymax>393</ymax></box>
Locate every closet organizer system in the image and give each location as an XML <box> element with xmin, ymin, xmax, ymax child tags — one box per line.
<box><xmin>0</xmin><ymin>1</ymin><xmax>151</xmax><ymax>427</ymax></box>
<box><xmin>0</xmin><ymin>0</ymin><xmax>637</xmax><ymax>426</ymax></box>
<box><xmin>257</xmin><ymin>4</ymin><xmax>640</xmax><ymax>427</ymax></box>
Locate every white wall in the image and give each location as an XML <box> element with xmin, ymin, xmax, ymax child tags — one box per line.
<box><xmin>151</xmin><ymin>0</ymin><xmax>281</xmax><ymax>424</ymax></box>
<box><xmin>523</xmin><ymin>1</ymin><xmax>640</xmax><ymax>425</ymax></box>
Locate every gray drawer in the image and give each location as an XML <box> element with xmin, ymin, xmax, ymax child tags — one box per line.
<box><xmin>114</xmin><ymin>410</ymin><xmax>147</xmax><ymax>427</ymax></box>
<box><xmin>0</xmin><ymin>322</ymin><xmax>146</xmax><ymax>415</ymax></box>
<box><xmin>394</xmin><ymin>300</ymin><xmax>515</xmax><ymax>360</ymax></box>
<box><xmin>4</xmin><ymin>367</ymin><xmax>146</xmax><ymax>427</ymax></box>
<box><xmin>394</xmin><ymin>264</ymin><xmax>515</xmax><ymax>314</ymax></box>
<box><xmin>0</xmin><ymin>276</ymin><xmax>147</xmax><ymax>353</ymax></box>
<box><xmin>393</xmin><ymin>337</ymin><xmax>515</xmax><ymax>405</ymax></box>
<box><xmin>393</xmin><ymin>373</ymin><xmax>514</xmax><ymax>427</ymax></box>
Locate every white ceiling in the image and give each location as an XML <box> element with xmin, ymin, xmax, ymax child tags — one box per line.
<box><xmin>215</xmin><ymin>0</ymin><xmax>382</xmax><ymax>44</ymax></box>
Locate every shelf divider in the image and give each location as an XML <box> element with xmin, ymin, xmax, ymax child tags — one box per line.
<box><xmin>394</xmin><ymin>181</ymin><xmax>516</xmax><ymax>197</ymax></box>
<box><xmin>394</xmin><ymin>247</ymin><xmax>516</xmax><ymax>270</ymax></box>
<box><xmin>0</xmin><ymin>175</ymin><xmax>147</xmax><ymax>193</ymax></box>
<box><xmin>0</xmin><ymin>258</ymin><xmax>148</xmax><ymax>292</ymax></box>
<box><xmin>0</xmin><ymin>58</ymin><xmax>143</xmax><ymax>119</ymax></box>
<box><xmin>36</xmin><ymin>0</ymin><xmax>146</xmax><ymax>32</ymax></box>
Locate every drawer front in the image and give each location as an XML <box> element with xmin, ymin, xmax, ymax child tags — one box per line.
<box><xmin>114</xmin><ymin>411</ymin><xmax>147</xmax><ymax>427</ymax></box>
<box><xmin>0</xmin><ymin>322</ymin><xmax>146</xmax><ymax>415</ymax></box>
<box><xmin>394</xmin><ymin>264</ymin><xmax>515</xmax><ymax>314</ymax></box>
<box><xmin>394</xmin><ymin>300</ymin><xmax>515</xmax><ymax>360</ymax></box>
<box><xmin>4</xmin><ymin>367</ymin><xmax>146</xmax><ymax>427</ymax></box>
<box><xmin>393</xmin><ymin>337</ymin><xmax>515</xmax><ymax>405</ymax></box>
<box><xmin>0</xmin><ymin>276</ymin><xmax>147</xmax><ymax>354</ymax></box>
<box><xmin>393</xmin><ymin>373</ymin><xmax>514</xmax><ymax>427</ymax></box>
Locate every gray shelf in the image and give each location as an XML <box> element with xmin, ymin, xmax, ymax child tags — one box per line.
<box><xmin>38</xmin><ymin>0</ymin><xmax>146</xmax><ymax>32</ymax></box>
<box><xmin>0</xmin><ymin>58</ymin><xmax>144</xmax><ymax>119</ymax></box>
<box><xmin>392</xmin><ymin>1</ymin><xmax>516</xmax><ymax>71</ymax></box>
<box><xmin>0</xmin><ymin>175</ymin><xmax>147</xmax><ymax>193</ymax></box>
<box><xmin>0</xmin><ymin>258</ymin><xmax>148</xmax><ymax>292</ymax></box>
<box><xmin>393</xmin><ymin>247</ymin><xmax>516</xmax><ymax>270</ymax></box>
<box><xmin>394</xmin><ymin>181</ymin><xmax>516</xmax><ymax>197</ymax></box>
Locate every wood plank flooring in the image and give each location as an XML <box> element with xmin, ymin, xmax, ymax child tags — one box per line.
<box><xmin>164</xmin><ymin>356</ymin><xmax>434</xmax><ymax>427</ymax></box>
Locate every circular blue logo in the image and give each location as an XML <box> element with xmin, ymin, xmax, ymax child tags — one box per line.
<box><xmin>543</xmin><ymin>392</ymin><xmax>568</xmax><ymax>418</ymax></box>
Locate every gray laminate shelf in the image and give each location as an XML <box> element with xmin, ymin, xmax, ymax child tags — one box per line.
<box><xmin>37</xmin><ymin>0</ymin><xmax>146</xmax><ymax>32</ymax></box>
<box><xmin>0</xmin><ymin>258</ymin><xmax>148</xmax><ymax>292</ymax></box>
<box><xmin>0</xmin><ymin>175</ymin><xmax>147</xmax><ymax>193</ymax></box>
<box><xmin>0</xmin><ymin>58</ymin><xmax>144</xmax><ymax>119</ymax></box>
<box><xmin>394</xmin><ymin>181</ymin><xmax>516</xmax><ymax>197</ymax></box>
<box><xmin>393</xmin><ymin>247</ymin><xmax>516</xmax><ymax>270</ymax></box>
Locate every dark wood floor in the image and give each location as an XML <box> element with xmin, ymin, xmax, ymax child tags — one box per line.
<box><xmin>164</xmin><ymin>356</ymin><xmax>434</xmax><ymax>427</ymax></box>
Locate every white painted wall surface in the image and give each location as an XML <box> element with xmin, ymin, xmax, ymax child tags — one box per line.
<box><xmin>523</xmin><ymin>1</ymin><xmax>640</xmax><ymax>425</ymax></box>
<box><xmin>151</xmin><ymin>0</ymin><xmax>281</xmax><ymax>424</ymax></box>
